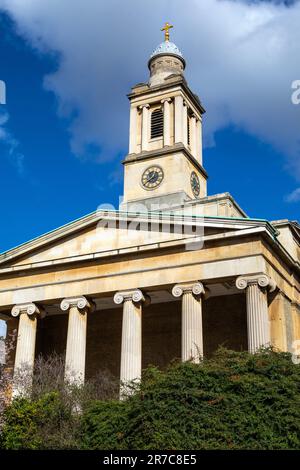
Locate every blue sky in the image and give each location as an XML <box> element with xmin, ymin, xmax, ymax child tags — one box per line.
<box><xmin>0</xmin><ymin>0</ymin><xmax>299</xmax><ymax>253</ymax></box>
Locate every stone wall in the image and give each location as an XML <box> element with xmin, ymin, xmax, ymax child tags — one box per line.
<box><xmin>142</xmin><ymin>301</ymin><xmax>181</xmax><ymax>369</ymax></box>
<box><xmin>37</xmin><ymin>313</ymin><xmax>68</xmax><ymax>359</ymax></box>
<box><xmin>86</xmin><ymin>308</ymin><xmax>122</xmax><ymax>379</ymax></box>
<box><xmin>203</xmin><ymin>294</ymin><xmax>247</xmax><ymax>356</ymax></box>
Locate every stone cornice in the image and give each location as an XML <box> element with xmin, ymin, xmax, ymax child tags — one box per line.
<box><xmin>11</xmin><ymin>302</ymin><xmax>44</xmax><ymax>318</ymax></box>
<box><xmin>123</xmin><ymin>143</ymin><xmax>208</xmax><ymax>179</ymax></box>
<box><xmin>236</xmin><ymin>274</ymin><xmax>277</xmax><ymax>292</ymax></box>
<box><xmin>291</xmin><ymin>302</ymin><xmax>300</xmax><ymax>312</ymax></box>
<box><xmin>271</xmin><ymin>220</ymin><xmax>300</xmax><ymax>245</ymax></box>
<box><xmin>60</xmin><ymin>296</ymin><xmax>94</xmax><ymax>313</ymax></box>
<box><xmin>128</xmin><ymin>76</ymin><xmax>206</xmax><ymax>115</ymax></box>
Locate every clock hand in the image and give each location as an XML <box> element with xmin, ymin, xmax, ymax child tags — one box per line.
<box><xmin>146</xmin><ymin>172</ymin><xmax>157</xmax><ymax>183</ymax></box>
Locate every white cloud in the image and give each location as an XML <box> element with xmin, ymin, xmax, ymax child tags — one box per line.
<box><xmin>0</xmin><ymin>0</ymin><xmax>300</xmax><ymax>178</ymax></box>
<box><xmin>0</xmin><ymin>110</ymin><xmax>24</xmax><ymax>174</ymax></box>
<box><xmin>285</xmin><ymin>187</ymin><xmax>300</xmax><ymax>202</ymax></box>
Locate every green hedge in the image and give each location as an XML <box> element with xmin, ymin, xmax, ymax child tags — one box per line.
<box><xmin>1</xmin><ymin>349</ymin><xmax>300</xmax><ymax>450</ymax></box>
<box><xmin>81</xmin><ymin>349</ymin><xmax>300</xmax><ymax>450</ymax></box>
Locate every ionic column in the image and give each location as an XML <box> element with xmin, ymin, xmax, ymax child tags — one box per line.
<box><xmin>174</xmin><ymin>95</ymin><xmax>184</xmax><ymax>143</ymax></box>
<box><xmin>129</xmin><ymin>105</ymin><xmax>138</xmax><ymax>154</ymax></box>
<box><xmin>161</xmin><ymin>98</ymin><xmax>172</xmax><ymax>146</ymax></box>
<box><xmin>236</xmin><ymin>274</ymin><xmax>276</xmax><ymax>353</ymax></box>
<box><xmin>182</xmin><ymin>101</ymin><xmax>188</xmax><ymax>147</ymax></box>
<box><xmin>172</xmin><ymin>282</ymin><xmax>205</xmax><ymax>362</ymax></box>
<box><xmin>60</xmin><ymin>296</ymin><xmax>94</xmax><ymax>385</ymax></box>
<box><xmin>139</xmin><ymin>104</ymin><xmax>150</xmax><ymax>151</ymax></box>
<box><xmin>190</xmin><ymin>114</ymin><xmax>197</xmax><ymax>157</ymax></box>
<box><xmin>114</xmin><ymin>289</ymin><xmax>149</xmax><ymax>396</ymax></box>
<box><xmin>11</xmin><ymin>303</ymin><xmax>44</xmax><ymax>397</ymax></box>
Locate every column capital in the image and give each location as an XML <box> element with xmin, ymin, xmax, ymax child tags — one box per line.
<box><xmin>114</xmin><ymin>289</ymin><xmax>150</xmax><ymax>306</ymax></box>
<box><xmin>11</xmin><ymin>302</ymin><xmax>45</xmax><ymax>319</ymax></box>
<box><xmin>172</xmin><ymin>282</ymin><xmax>205</xmax><ymax>298</ymax></box>
<box><xmin>60</xmin><ymin>296</ymin><xmax>94</xmax><ymax>313</ymax></box>
<box><xmin>161</xmin><ymin>97</ymin><xmax>172</xmax><ymax>104</ymax></box>
<box><xmin>236</xmin><ymin>274</ymin><xmax>276</xmax><ymax>292</ymax></box>
<box><xmin>138</xmin><ymin>103</ymin><xmax>150</xmax><ymax>110</ymax></box>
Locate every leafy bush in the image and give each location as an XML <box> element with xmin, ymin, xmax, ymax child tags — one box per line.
<box><xmin>1</xmin><ymin>349</ymin><xmax>299</xmax><ymax>450</ymax></box>
<box><xmin>81</xmin><ymin>349</ymin><xmax>300</xmax><ymax>450</ymax></box>
<box><xmin>0</xmin><ymin>352</ymin><xmax>119</xmax><ymax>450</ymax></box>
<box><xmin>1</xmin><ymin>392</ymin><xmax>75</xmax><ymax>450</ymax></box>
<box><xmin>80</xmin><ymin>400</ymin><xmax>129</xmax><ymax>450</ymax></box>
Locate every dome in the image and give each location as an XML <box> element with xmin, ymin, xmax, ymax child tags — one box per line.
<box><xmin>150</xmin><ymin>41</ymin><xmax>184</xmax><ymax>60</ymax></box>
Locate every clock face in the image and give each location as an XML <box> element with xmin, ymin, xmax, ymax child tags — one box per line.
<box><xmin>141</xmin><ymin>166</ymin><xmax>164</xmax><ymax>190</ymax></box>
<box><xmin>190</xmin><ymin>171</ymin><xmax>200</xmax><ymax>197</ymax></box>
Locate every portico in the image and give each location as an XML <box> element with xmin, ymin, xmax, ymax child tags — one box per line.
<box><xmin>0</xmin><ymin>206</ymin><xmax>297</xmax><ymax>397</ymax></box>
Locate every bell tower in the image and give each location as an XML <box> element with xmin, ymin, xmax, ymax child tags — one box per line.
<box><xmin>122</xmin><ymin>24</ymin><xmax>207</xmax><ymax>211</ymax></box>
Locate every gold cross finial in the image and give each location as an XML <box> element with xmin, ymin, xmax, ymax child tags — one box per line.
<box><xmin>161</xmin><ymin>22</ymin><xmax>173</xmax><ymax>42</ymax></box>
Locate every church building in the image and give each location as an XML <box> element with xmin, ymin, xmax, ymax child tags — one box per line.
<box><xmin>1</xmin><ymin>25</ymin><xmax>299</xmax><ymax>395</ymax></box>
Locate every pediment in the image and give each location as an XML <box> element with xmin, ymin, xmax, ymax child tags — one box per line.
<box><xmin>0</xmin><ymin>210</ymin><xmax>275</xmax><ymax>270</ymax></box>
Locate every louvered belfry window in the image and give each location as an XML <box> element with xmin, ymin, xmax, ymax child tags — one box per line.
<box><xmin>187</xmin><ymin>116</ymin><xmax>191</xmax><ymax>146</ymax></box>
<box><xmin>151</xmin><ymin>108</ymin><xmax>163</xmax><ymax>139</ymax></box>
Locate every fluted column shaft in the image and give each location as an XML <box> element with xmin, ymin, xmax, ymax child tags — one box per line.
<box><xmin>140</xmin><ymin>104</ymin><xmax>150</xmax><ymax>151</ymax></box>
<box><xmin>172</xmin><ymin>282</ymin><xmax>205</xmax><ymax>362</ymax></box>
<box><xmin>11</xmin><ymin>303</ymin><xmax>43</xmax><ymax>397</ymax></box>
<box><xmin>236</xmin><ymin>274</ymin><xmax>276</xmax><ymax>353</ymax></box>
<box><xmin>114</xmin><ymin>289</ymin><xmax>148</xmax><ymax>397</ymax></box>
<box><xmin>162</xmin><ymin>98</ymin><xmax>171</xmax><ymax>146</ymax></box>
<box><xmin>14</xmin><ymin>314</ymin><xmax>37</xmax><ymax>373</ymax></box>
<box><xmin>246</xmin><ymin>283</ymin><xmax>270</xmax><ymax>352</ymax></box>
<box><xmin>61</xmin><ymin>296</ymin><xmax>93</xmax><ymax>385</ymax></box>
<box><xmin>121</xmin><ymin>299</ymin><xmax>141</xmax><ymax>384</ymax></box>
